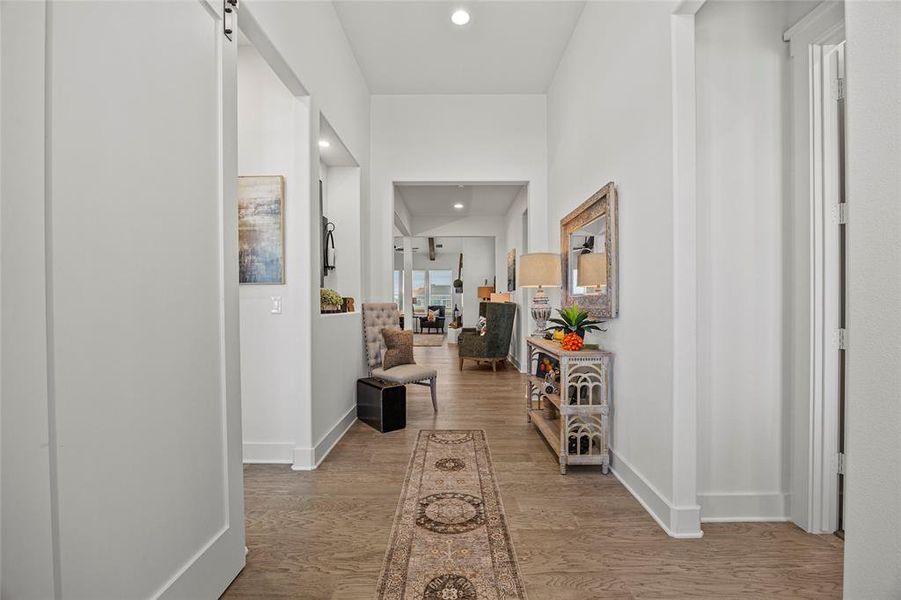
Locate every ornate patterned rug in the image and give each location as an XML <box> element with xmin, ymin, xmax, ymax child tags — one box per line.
<box><xmin>377</xmin><ymin>430</ymin><xmax>527</xmax><ymax>600</ymax></box>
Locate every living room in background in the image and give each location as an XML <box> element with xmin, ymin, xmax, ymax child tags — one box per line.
<box><xmin>392</xmin><ymin>269</ymin><xmax>404</xmax><ymax>313</ymax></box>
<box><xmin>428</xmin><ymin>270</ymin><xmax>453</xmax><ymax>310</ymax></box>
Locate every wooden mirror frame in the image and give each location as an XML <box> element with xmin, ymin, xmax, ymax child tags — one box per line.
<box><xmin>560</xmin><ymin>182</ymin><xmax>619</xmax><ymax>319</ymax></box>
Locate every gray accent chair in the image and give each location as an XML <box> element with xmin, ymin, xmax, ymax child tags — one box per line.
<box><xmin>362</xmin><ymin>302</ymin><xmax>438</xmax><ymax>412</ymax></box>
<box><xmin>458</xmin><ymin>301</ymin><xmax>517</xmax><ymax>372</ymax></box>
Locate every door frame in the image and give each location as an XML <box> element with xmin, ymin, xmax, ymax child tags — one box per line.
<box><xmin>784</xmin><ymin>1</ymin><xmax>845</xmax><ymax>534</ymax></box>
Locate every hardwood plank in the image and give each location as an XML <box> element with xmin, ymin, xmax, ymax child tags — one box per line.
<box><xmin>222</xmin><ymin>342</ymin><xmax>843</xmax><ymax>599</ymax></box>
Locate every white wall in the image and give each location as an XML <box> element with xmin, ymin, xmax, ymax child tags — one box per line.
<box><xmin>322</xmin><ymin>166</ymin><xmax>363</xmax><ymax>301</ymax></box>
<box><xmin>370</xmin><ymin>94</ymin><xmax>548</xmax><ymax>304</ymax></box>
<box><xmin>843</xmin><ymin>0</ymin><xmax>901</xmax><ymax>595</ymax></box>
<box><xmin>310</xmin><ymin>312</ymin><xmax>364</xmax><ymax>466</ymax></box>
<box><xmin>694</xmin><ymin>0</ymin><xmax>814</xmax><ymax>522</ymax></box>
<box><xmin>503</xmin><ymin>187</ymin><xmax>530</xmax><ymax>368</ymax></box>
<box><xmin>547</xmin><ymin>1</ymin><xmax>679</xmax><ymax>530</ymax></box>
<box><xmin>238</xmin><ymin>44</ymin><xmax>310</xmax><ymax>463</ymax></box>
<box><xmin>241</xmin><ymin>0</ymin><xmax>371</xmax><ymax>469</ymax></box>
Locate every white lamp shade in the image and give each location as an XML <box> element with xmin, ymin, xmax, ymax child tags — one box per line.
<box><xmin>577</xmin><ymin>252</ymin><xmax>608</xmax><ymax>288</ymax></box>
<box><xmin>519</xmin><ymin>252</ymin><xmax>562</xmax><ymax>288</ymax></box>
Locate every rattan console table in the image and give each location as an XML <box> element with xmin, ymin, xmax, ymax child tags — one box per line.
<box><xmin>526</xmin><ymin>336</ymin><xmax>614</xmax><ymax>474</ymax></box>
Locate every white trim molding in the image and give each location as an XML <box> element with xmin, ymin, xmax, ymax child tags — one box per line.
<box><xmin>699</xmin><ymin>492</ymin><xmax>790</xmax><ymax>523</ymax></box>
<box><xmin>610</xmin><ymin>450</ymin><xmax>703</xmax><ymax>539</ymax></box>
<box><xmin>292</xmin><ymin>406</ymin><xmax>357</xmax><ymax>471</ymax></box>
<box><xmin>784</xmin><ymin>0</ymin><xmax>845</xmax><ymax>534</ymax></box>
<box><xmin>670</xmin><ymin>5</ymin><xmax>703</xmax><ymax>540</ymax></box>
<box><xmin>242</xmin><ymin>442</ymin><xmax>294</xmax><ymax>464</ymax></box>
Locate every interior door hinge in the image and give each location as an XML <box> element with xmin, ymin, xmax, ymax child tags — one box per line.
<box><xmin>837</xmin><ymin>452</ymin><xmax>846</xmax><ymax>475</ymax></box>
<box><xmin>838</xmin><ymin>328</ymin><xmax>848</xmax><ymax>350</ymax></box>
<box><xmin>224</xmin><ymin>0</ymin><xmax>238</xmax><ymax>41</ymax></box>
<box><xmin>834</xmin><ymin>77</ymin><xmax>845</xmax><ymax>101</ymax></box>
<box><xmin>838</xmin><ymin>203</ymin><xmax>849</xmax><ymax>225</ymax></box>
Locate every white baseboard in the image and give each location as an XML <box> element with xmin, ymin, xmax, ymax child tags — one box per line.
<box><xmin>609</xmin><ymin>449</ymin><xmax>703</xmax><ymax>539</ymax></box>
<box><xmin>242</xmin><ymin>442</ymin><xmax>294</xmax><ymax>464</ymax></box>
<box><xmin>292</xmin><ymin>405</ymin><xmax>357</xmax><ymax>471</ymax></box>
<box><xmin>507</xmin><ymin>354</ymin><xmax>521</xmax><ymax>371</ymax></box>
<box><xmin>699</xmin><ymin>491</ymin><xmax>790</xmax><ymax>522</ymax></box>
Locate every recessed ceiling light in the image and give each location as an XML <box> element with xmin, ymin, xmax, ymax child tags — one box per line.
<box><xmin>457</xmin><ymin>184</ymin><xmax>465</xmax><ymax>189</ymax></box>
<box><xmin>451</xmin><ymin>9</ymin><xmax>470</xmax><ymax>26</ymax></box>
<box><xmin>318</xmin><ymin>140</ymin><xmax>330</xmax><ymax>148</ymax></box>
<box><xmin>453</xmin><ymin>202</ymin><xmax>465</xmax><ymax>209</ymax></box>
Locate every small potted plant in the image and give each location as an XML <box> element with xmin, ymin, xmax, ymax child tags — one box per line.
<box><xmin>320</xmin><ymin>288</ymin><xmax>343</xmax><ymax>313</ymax></box>
<box><xmin>546</xmin><ymin>304</ymin><xmax>604</xmax><ymax>351</ymax></box>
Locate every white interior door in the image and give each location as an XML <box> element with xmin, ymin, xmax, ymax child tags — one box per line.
<box><xmin>47</xmin><ymin>1</ymin><xmax>244</xmax><ymax>597</ymax></box>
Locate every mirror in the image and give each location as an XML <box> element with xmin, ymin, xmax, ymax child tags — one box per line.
<box><xmin>568</xmin><ymin>216</ymin><xmax>606</xmax><ymax>296</ymax></box>
<box><xmin>560</xmin><ymin>182</ymin><xmax>618</xmax><ymax>319</ymax></box>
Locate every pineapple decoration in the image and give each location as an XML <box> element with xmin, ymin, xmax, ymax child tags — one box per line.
<box><xmin>547</xmin><ymin>304</ymin><xmax>604</xmax><ymax>352</ymax></box>
<box><xmin>561</xmin><ymin>332</ymin><xmax>584</xmax><ymax>352</ymax></box>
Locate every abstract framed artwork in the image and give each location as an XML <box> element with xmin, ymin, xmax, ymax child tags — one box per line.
<box><xmin>507</xmin><ymin>248</ymin><xmax>516</xmax><ymax>291</ymax></box>
<box><xmin>238</xmin><ymin>175</ymin><xmax>285</xmax><ymax>284</ymax></box>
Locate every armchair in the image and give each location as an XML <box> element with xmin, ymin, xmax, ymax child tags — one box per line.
<box><xmin>419</xmin><ymin>305</ymin><xmax>446</xmax><ymax>334</ymax></box>
<box><xmin>458</xmin><ymin>302</ymin><xmax>517</xmax><ymax>372</ymax></box>
<box><xmin>362</xmin><ymin>303</ymin><xmax>438</xmax><ymax>411</ymax></box>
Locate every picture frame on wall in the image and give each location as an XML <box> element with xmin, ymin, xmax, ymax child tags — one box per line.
<box><xmin>507</xmin><ymin>248</ymin><xmax>516</xmax><ymax>291</ymax></box>
<box><xmin>238</xmin><ymin>175</ymin><xmax>285</xmax><ymax>284</ymax></box>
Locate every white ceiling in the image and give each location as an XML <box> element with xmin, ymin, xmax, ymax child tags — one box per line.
<box><xmin>396</xmin><ymin>183</ymin><xmax>523</xmax><ymax>217</ymax></box>
<box><xmin>333</xmin><ymin>1</ymin><xmax>586</xmax><ymax>94</ymax></box>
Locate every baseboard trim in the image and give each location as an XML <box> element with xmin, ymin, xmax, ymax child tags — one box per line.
<box><xmin>507</xmin><ymin>354</ymin><xmax>521</xmax><ymax>372</ymax></box>
<box><xmin>313</xmin><ymin>406</ymin><xmax>357</xmax><ymax>466</ymax></box>
<box><xmin>609</xmin><ymin>449</ymin><xmax>703</xmax><ymax>539</ymax></box>
<box><xmin>292</xmin><ymin>405</ymin><xmax>357</xmax><ymax>471</ymax></box>
<box><xmin>242</xmin><ymin>442</ymin><xmax>294</xmax><ymax>464</ymax></box>
<box><xmin>699</xmin><ymin>491</ymin><xmax>789</xmax><ymax>522</ymax></box>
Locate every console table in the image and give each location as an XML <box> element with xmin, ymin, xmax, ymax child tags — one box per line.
<box><xmin>526</xmin><ymin>336</ymin><xmax>614</xmax><ymax>474</ymax></box>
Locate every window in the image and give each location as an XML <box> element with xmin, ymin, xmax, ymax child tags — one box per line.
<box><xmin>393</xmin><ymin>270</ymin><xmax>403</xmax><ymax>312</ymax></box>
<box><xmin>429</xmin><ymin>270</ymin><xmax>453</xmax><ymax>310</ymax></box>
<box><xmin>412</xmin><ymin>270</ymin><xmax>427</xmax><ymax>314</ymax></box>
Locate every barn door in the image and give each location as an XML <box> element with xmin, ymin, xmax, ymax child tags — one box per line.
<box><xmin>47</xmin><ymin>1</ymin><xmax>244</xmax><ymax>597</ymax></box>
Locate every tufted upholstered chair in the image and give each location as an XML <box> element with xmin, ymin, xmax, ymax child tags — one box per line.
<box><xmin>362</xmin><ymin>303</ymin><xmax>438</xmax><ymax>412</ymax></box>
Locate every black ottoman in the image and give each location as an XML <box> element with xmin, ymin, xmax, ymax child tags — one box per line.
<box><xmin>356</xmin><ymin>378</ymin><xmax>406</xmax><ymax>433</ymax></box>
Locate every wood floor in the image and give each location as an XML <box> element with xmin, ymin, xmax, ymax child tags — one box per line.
<box><xmin>222</xmin><ymin>343</ymin><xmax>843</xmax><ymax>599</ymax></box>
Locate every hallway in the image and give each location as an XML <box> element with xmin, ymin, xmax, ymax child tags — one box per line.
<box><xmin>224</xmin><ymin>344</ymin><xmax>843</xmax><ymax>599</ymax></box>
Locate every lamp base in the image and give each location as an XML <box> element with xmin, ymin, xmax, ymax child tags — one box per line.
<box><xmin>530</xmin><ymin>287</ymin><xmax>552</xmax><ymax>336</ymax></box>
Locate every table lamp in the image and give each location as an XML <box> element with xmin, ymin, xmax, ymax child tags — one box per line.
<box><xmin>490</xmin><ymin>292</ymin><xmax>512</xmax><ymax>302</ymax></box>
<box><xmin>477</xmin><ymin>285</ymin><xmax>495</xmax><ymax>301</ymax></box>
<box><xmin>577</xmin><ymin>252</ymin><xmax>608</xmax><ymax>292</ymax></box>
<box><xmin>519</xmin><ymin>252</ymin><xmax>562</xmax><ymax>335</ymax></box>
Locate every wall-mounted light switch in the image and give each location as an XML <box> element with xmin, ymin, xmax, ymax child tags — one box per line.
<box><xmin>270</xmin><ymin>296</ymin><xmax>282</xmax><ymax>314</ymax></box>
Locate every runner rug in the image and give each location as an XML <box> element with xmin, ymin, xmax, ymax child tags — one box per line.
<box><xmin>377</xmin><ymin>430</ymin><xmax>527</xmax><ymax>600</ymax></box>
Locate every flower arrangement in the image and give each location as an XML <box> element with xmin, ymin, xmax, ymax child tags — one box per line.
<box><xmin>320</xmin><ymin>288</ymin><xmax>343</xmax><ymax>310</ymax></box>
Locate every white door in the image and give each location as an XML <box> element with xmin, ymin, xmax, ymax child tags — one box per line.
<box><xmin>47</xmin><ymin>1</ymin><xmax>243</xmax><ymax>597</ymax></box>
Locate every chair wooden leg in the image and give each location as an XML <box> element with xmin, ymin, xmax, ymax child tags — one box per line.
<box><xmin>459</xmin><ymin>358</ymin><xmax>464</xmax><ymax>371</ymax></box>
<box><xmin>492</xmin><ymin>360</ymin><xmax>497</xmax><ymax>373</ymax></box>
<box><xmin>429</xmin><ymin>377</ymin><xmax>438</xmax><ymax>412</ymax></box>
